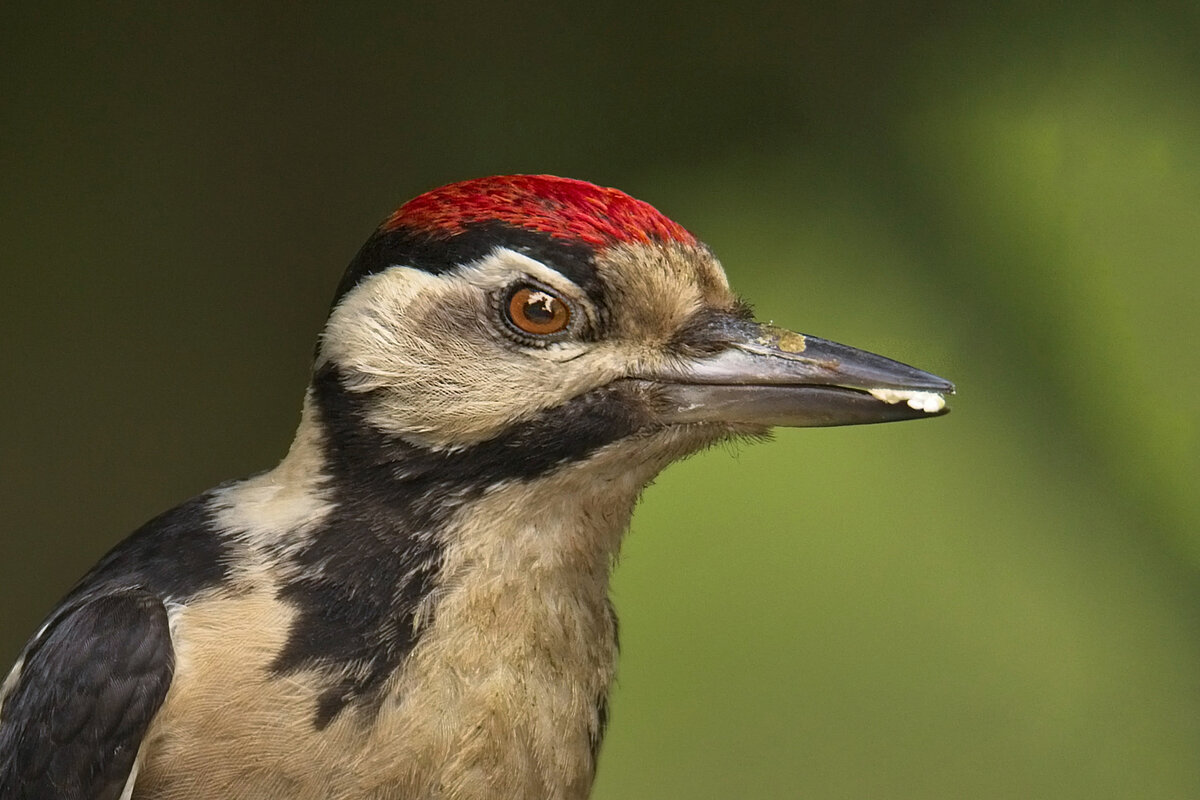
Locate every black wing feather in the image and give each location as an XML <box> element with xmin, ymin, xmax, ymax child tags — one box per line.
<box><xmin>0</xmin><ymin>590</ymin><xmax>174</xmax><ymax>800</ymax></box>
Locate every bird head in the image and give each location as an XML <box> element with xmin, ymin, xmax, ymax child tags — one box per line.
<box><xmin>313</xmin><ymin>175</ymin><xmax>952</xmax><ymax>480</ymax></box>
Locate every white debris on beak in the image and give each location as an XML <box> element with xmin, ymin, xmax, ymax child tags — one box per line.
<box><xmin>868</xmin><ymin>388</ymin><xmax>946</xmax><ymax>413</ymax></box>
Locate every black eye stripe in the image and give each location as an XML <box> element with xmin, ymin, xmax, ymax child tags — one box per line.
<box><xmin>333</xmin><ymin>221</ymin><xmax>601</xmax><ymax>311</ymax></box>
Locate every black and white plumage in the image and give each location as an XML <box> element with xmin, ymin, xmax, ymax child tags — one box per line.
<box><xmin>0</xmin><ymin>175</ymin><xmax>952</xmax><ymax>799</ymax></box>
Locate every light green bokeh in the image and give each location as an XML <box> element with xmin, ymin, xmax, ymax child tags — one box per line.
<box><xmin>596</xmin><ymin>27</ymin><xmax>1200</xmax><ymax>797</ymax></box>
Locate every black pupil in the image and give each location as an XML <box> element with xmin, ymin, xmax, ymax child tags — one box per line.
<box><xmin>525</xmin><ymin>295</ymin><xmax>556</xmax><ymax>323</ymax></box>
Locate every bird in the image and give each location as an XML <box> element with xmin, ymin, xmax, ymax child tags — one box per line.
<box><xmin>0</xmin><ymin>174</ymin><xmax>953</xmax><ymax>800</ymax></box>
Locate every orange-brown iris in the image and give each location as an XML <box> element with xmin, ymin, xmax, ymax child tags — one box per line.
<box><xmin>506</xmin><ymin>286</ymin><xmax>571</xmax><ymax>336</ymax></box>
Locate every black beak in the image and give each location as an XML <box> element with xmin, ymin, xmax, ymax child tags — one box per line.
<box><xmin>646</xmin><ymin>318</ymin><xmax>955</xmax><ymax>428</ymax></box>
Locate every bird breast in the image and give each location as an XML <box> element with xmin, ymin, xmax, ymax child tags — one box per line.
<box><xmin>134</xmin><ymin>452</ymin><xmax>639</xmax><ymax>800</ymax></box>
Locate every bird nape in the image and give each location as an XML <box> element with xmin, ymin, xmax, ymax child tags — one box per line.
<box><xmin>0</xmin><ymin>174</ymin><xmax>953</xmax><ymax>800</ymax></box>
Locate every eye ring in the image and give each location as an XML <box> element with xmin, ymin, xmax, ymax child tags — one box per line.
<box><xmin>504</xmin><ymin>285</ymin><xmax>572</xmax><ymax>338</ymax></box>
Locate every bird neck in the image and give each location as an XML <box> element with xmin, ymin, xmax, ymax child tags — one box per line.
<box><xmin>362</xmin><ymin>442</ymin><xmax>649</xmax><ymax>799</ymax></box>
<box><xmin>264</xmin><ymin>376</ymin><xmax>663</xmax><ymax>798</ymax></box>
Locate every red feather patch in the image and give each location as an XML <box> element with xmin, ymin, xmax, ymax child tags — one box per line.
<box><xmin>384</xmin><ymin>175</ymin><xmax>696</xmax><ymax>249</ymax></box>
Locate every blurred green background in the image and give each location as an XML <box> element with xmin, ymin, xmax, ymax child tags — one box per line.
<box><xmin>3</xmin><ymin>2</ymin><xmax>1198</xmax><ymax>797</ymax></box>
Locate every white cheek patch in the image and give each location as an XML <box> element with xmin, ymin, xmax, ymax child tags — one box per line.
<box><xmin>868</xmin><ymin>388</ymin><xmax>946</xmax><ymax>413</ymax></box>
<box><xmin>315</xmin><ymin>257</ymin><xmax>615</xmax><ymax>448</ymax></box>
<box><xmin>318</xmin><ymin>266</ymin><xmax>445</xmax><ymax>375</ymax></box>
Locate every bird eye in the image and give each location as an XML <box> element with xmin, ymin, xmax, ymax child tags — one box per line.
<box><xmin>505</xmin><ymin>286</ymin><xmax>571</xmax><ymax>337</ymax></box>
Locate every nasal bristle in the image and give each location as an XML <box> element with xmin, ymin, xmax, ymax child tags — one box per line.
<box><xmin>384</xmin><ymin>175</ymin><xmax>696</xmax><ymax>249</ymax></box>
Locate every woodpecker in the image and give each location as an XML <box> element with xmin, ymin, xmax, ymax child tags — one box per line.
<box><xmin>0</xmin><ymin>175</ymin><xmax>953</xmax><ymax>800</ymax></box>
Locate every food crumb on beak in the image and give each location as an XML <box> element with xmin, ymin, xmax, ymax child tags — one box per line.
<box><xmin>868</xmin><ymin>388</ymin><xmax>946</xmax><ymax>413</ymax></box>
<box><xmin>754</xmin><ymin>325</ymin><xmax>807</xmax><ymax>353</ymax></box>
